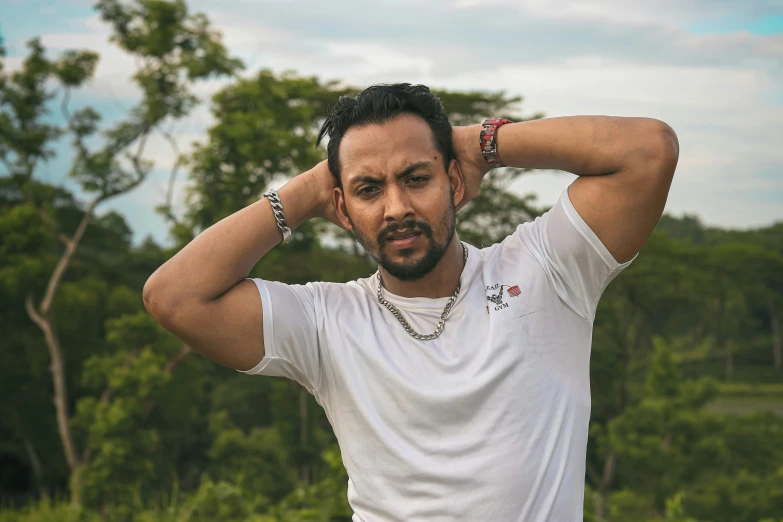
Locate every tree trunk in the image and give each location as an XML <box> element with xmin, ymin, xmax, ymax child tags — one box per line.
<box><xmin>769</xmin><ymin>300</ymin><xmax>782</xmax><ymax>370</ymax></box>
<box><xmin>48</xmin><ymin>327</ymin><xmax>79</xmax><ymax>474</ymax></box>
<box><xmin>27</xmin><ymin>304</ymin><xmax>83</xmax><ymax>504</ymax></box>
<box><xmin>22</xmin><ymin>437</ymin><xmax>44</xmax><ymax>496</ymax></box>
<box><xmin>594</xmin><ymin>451</ymin><xmax>616</xmax><ymax>521</ymax></box>
<box><xmin>725</xmin><ymin>341</ymin><xmax>734</xmax><ymax>382</ymax></box>
<box><xmin>299</xmin><ymin>387</ymin><xmax>310</xmax><ymax>485</ymax></box>
<box><xmin>70</xmin><ymin>465</ymin><xmax>84</xmax><ymax>507</ymax></box>
<box><xmin>595</xmin><ymin>320</ymin><xmax>642</xmax><ymax>520</ymax></box>
<box><xmin>713</xmin><ymin>296</ymin><xmax>734</xmax><ymax>382</ymax></box>
<box><xmin>23</xmin><ymin>197</ymin><xmax>99</xmax><ymax>506</ymax></box>
<box><xmin>25</xmin><ymin>299</ymin><xmax>81</xmax><ymax>478</ymax></box>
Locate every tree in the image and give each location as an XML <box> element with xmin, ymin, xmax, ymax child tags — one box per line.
<box><xmin>587</xmin><ymin>232</ymin><xmax>706</xmax><ymax>519</ymax></box>
<box><xmin>1</xmin><ymin>0</ymin><xmax>240</xmax><ymax>504</ymax></box>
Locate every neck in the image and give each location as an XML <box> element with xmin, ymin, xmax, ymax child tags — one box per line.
<box><xmin>379</xmin><ymin>235</ymin><xmax>465</xmax><ymax>299</ymax></box>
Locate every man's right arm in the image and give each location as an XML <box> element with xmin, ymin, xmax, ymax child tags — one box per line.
<box><xmin>142</xmin><ymin>161</ymin><xmax>336</xmax><ymax>372</ymax></box>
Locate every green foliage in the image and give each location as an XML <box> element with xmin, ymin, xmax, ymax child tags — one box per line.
<box><xmin>0</xmin><ymin>497</ymin><xmax>99</xmax><ymax>522</ymax></box>
<box><xmin>96</xmin><ymin>0</ymin><xmax>242</xmax><ymax>123</ymax></box>
<box><xmin>1</xmin><ymin>0</ymin><xmax>243</xmax><ymax>507</ymax></box>
<box><xmin>71</xmin><ymin>312</ymin><xmax>182</xmax><ymax>509</ymax></box>
<box><xmin>2</xmin><ymin>1</ymin><xmax>783</xmax><ymax>521</ymax></box>
<box><xmin>0</xmin><ymin>38</ymin><xmax>63</xmax><ymax>175</ymax></box>
<box><xmin>0</xmin><ymin>203</ymin><xmax>53</xmax><ymax>293</ymax></box>
<box><xmin>181</xmin><ymin>70</ymin><xmax>350</xmax><ymax>237</ymax></box>
<box><xmin>174</xmin><ymin>478</ymin><xmax>262</xmax><ymax>522</ymax></box>
<box><xmin>206</xmin><ymin>411</ymin><xmax>294</xmax><ymax>504</ymax></box>
<box><xmin>256</xmin><ymin>447</ymin><xmax>352</xmax><ymax>522</ymax></box>
<box><xmin>718</xmin><ymin>382</ymin><xmax>783</xmax><ymax>397</ymax></box>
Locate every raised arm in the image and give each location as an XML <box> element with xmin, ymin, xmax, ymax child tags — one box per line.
<box><xmin>142</xmin><ymin>161</ymin><xmax>337</xmax><ymax>371</ymax></box>
<box><xmin>453</xmin><ymin>116</ymin><xmax>679</xmax><ymax>263</ymax></box>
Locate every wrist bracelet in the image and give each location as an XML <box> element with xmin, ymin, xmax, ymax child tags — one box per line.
<box><xmin>263</xmin><ymin>188</ymin><xmax>292</xmax><ymax>243</ymax></box>
<box><xmin>480</xmin><ymin>117</ymin><xmax>513</xmax><ymax>168</ymax></box>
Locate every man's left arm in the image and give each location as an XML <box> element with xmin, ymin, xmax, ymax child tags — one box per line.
<box><xmin>454</xmin><ymin>116</ymin><xmax>680</xmax><ymax>263</ymax></box>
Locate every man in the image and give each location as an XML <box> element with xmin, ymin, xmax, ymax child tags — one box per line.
<box><xmin>143</xmin><ymin>83</ymin><xmax>679</xmax><ymax>521</ymax></box>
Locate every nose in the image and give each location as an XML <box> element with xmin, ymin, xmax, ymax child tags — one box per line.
<box><xmin>383</xmin><ymin>184</ymin><xmax>415</xmax><ymax>224</ymax></box>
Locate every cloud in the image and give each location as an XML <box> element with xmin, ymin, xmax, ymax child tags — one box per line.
<box><xmin>5</xmin><ymin>0</ymin><xmax>781</xmax><ymax>245</ymax></box>
<box><xmin>506</xmin><ymin>0</ymin><xmax>781</xmax><ymax>27</ymax></box>
<box><xmin>186</xmin><ymin>0</ymin><xmax>781</xmax><ymax>229</ymax></box>
<box><xmin>189</xmin><ymin>0</ymin><xmax>783</xmax><ymax>70</ymax></box>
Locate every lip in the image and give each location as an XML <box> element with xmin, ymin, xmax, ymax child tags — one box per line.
<box><xmin>387</xmin><ymin>232</ymin><xmax>421</xmax><ymax>249</ymax></box>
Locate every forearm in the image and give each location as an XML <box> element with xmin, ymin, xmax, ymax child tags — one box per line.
<box><xmin>490</xmin><ymin>116</ymin><xmax>674</xmax><ymax>176</ymax></box>
<box><xmin>143</xmin><ymin>169</ymin><xmax>324</xmax><ymax>311</ymax></box>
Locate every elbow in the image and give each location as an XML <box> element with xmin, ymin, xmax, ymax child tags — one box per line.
<box><xmin>623</xmin><ymin>119</ymin><xmax>679</xmax><ymax>182</ymax></box>
<box><xmin>143</xmin><ymin>276</ymin><xmax>171</xmax><ymax>322</ymax></box>
<box><xmin>646</xmin><ymin>119</ymin><xmax>680</xmax><ymax>179</ymax></box>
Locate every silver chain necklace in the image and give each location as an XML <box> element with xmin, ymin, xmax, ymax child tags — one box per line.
<box><xmin>376</xmin><ymin>242</ymin><xmax>468</xmax><ymax>341</ymax></box>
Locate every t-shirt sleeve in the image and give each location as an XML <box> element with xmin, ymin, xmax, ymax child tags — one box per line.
<box><xmin>514</xmin><ymin>186</ymin><xmax>636</xmax><ymax>322</ymax></box>
<box><xmin>237</xmin><ymin>278</ymin><xmax>324</xmax><ymax>393</ymax></box>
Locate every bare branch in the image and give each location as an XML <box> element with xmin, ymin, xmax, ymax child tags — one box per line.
<box><xmin>133</xmin><ymin>128</ymin><xmax>149</xmax><ymax>164</ymax></box>
<box><xmin>25</xmin><ymin>292</ymin><xmax>80</xmax><ymax>471</ymax></box>
<box><xmin>36</xmin><ymin>207</ymin><xmax>71</xmax><ymax>247</ymax></box>
<box><xmin>25</xmin><ymin>293</ymin><xmax>46</xmax><ymax>329</ymax></box>
<box><xmin>100</xmin><ymin>128</ymin><xmax>153</xmax><ymax>201</ymax></box>
<box><xmin>158</xmin><ymin>126</ymin><xmax>185</xmax><ymax>225</ymax></box>
<box><xmin>601</xmin><ymin>451</ymin><xmax>616</xmax><ymax>488</ymax></box>
<box><xmin>39</xmin><ymin>196</ymin><xmax>100</xmax><ymax>315</ymax></box>
<box><xmin>11</xmin><ymin>406</ymin><xmax>45</xmax><ymax>495</ymax></box>
<box><xmin>22</xmin><ymin>437</ymin><xmax>44</xmax><ymax>494</ymax></box>
<box><xmin>59</xmin><ymin>86</ymin><xmax>92</xmax><ymax>177</ymax></box>
<box><xmin>164</xmin><ymin>345</ymin><xmax>192</xmax><ymax>373</ymax></box>
<box><xmin>60</xmin><ymin>87</ymin><xmax>72</xmax><ymax>121</ymax></box>
<box><xmin>98</xmin><ymin>386</ymin><xmax>115</xmax><ymax>405</ymax></box>
<box><xmin>586</xmin><ymin>463</ymin><xmax>601</xmax><ymax>485</ymax></box>
<box><xmin>24</xmin><ymin>92</ymin><xmax>115</xmax><ymax>476</ymax></box>
<box><xmin>142</xmin><ymin>345</ymin><xmax>192</xmax><ymax>423</ymax></box>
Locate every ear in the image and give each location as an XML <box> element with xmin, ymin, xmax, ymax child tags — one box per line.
<box><xmin>333</xmin><ymin>187</ymin><xmax>353</xmax><ymax>231</ymax></box>
<box><xmin>447</xmin><ymin>158</ymin><xmax>466</xmax><ymax>209</ymax></box>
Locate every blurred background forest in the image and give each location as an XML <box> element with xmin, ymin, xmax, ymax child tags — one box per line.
<box><xmin>1</xmin><ymin>1</ymin><xmax>782</xmax><ymax>521</ymax></box>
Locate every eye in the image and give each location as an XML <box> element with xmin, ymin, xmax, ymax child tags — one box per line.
<box><xmin>357</xmin><ymin>186</ymin><xmax>379</xmax><ymax>196</ymax></box>
<box><xmin>407</xmin><ymin>176</ymin><xmax>428</xmax><ymax>184</ymax></box>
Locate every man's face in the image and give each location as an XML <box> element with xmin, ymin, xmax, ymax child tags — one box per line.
<box><xmin>334</xmin><ymin>113</ymin><xmax>461</xmax><ymax>281</ymax></box>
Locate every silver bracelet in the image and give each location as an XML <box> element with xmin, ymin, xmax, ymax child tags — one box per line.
<box><xmin>263</xmin><ymin>188</ymin><xmax>292</xmax><ymax>243</ymax></box>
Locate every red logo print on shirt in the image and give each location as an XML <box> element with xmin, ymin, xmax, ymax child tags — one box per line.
<box><xmin>507</xmin><ymin>285</ymin><xmax>521</xmax><ymax>297</ymax></box>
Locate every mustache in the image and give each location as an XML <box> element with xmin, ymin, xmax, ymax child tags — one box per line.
<box><xmin>377</xmin><ymin>219</ymin><xmax>432</xmax><ymax>244</ymax></box>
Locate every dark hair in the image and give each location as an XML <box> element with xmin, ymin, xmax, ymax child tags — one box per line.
<box><xmin>316</xmin><ymin>83</ymin><xmax>453</xmax><ymax>186</ymax></box>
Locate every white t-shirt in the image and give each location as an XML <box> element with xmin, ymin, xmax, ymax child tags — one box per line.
<box><xmin>240</xmin><ymin>187</ymin><xmax>634</xmax><ymax>522</ymax></box>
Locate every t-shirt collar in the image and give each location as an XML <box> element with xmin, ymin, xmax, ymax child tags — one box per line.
<box><xmin>370</xmin><ymin>241</ymin><xmax>481</xmax><ymax>311</ymax></box>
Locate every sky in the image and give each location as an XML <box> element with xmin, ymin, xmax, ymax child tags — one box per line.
<box><xmin>1</xmin><ymin>0</ymin><xmax>782</xmax><ymax>247</ymax></box>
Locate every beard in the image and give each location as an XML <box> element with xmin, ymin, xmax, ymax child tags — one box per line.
<box><xmin>349</xmin><ymin>199</ymin><xmax>457</xmax><ymax>282</ymax></box>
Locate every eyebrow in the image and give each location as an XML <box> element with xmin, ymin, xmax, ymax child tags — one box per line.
<box><xmin>349</xmin><ymin>161</ymin><xmax>431</xmax><ymax>187</ymax></box>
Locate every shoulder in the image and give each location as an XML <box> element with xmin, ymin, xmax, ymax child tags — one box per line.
<box><xmin>305</xmin><ymin>277</ymin><xmax>377</xmax><ymax>313</ymax></box>
<box><xmin>306</xmin><ymin>276</ymin><xmax>373</xmax><ymax>296</ymax></box>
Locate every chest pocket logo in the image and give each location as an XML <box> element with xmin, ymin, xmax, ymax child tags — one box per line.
<box><xmin>486</xmin><ymin>284</ymin><xmax>522</xmax><ymax>312</ymax></box>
